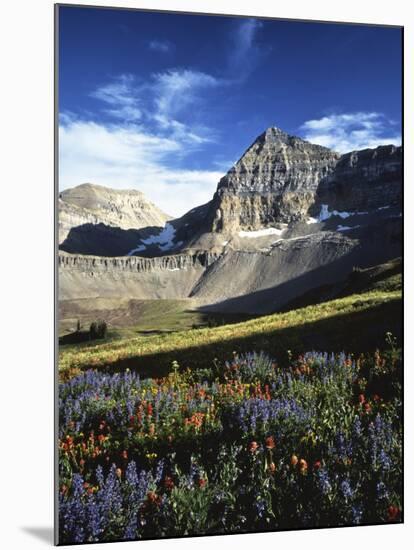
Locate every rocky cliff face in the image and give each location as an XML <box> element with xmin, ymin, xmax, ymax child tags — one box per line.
<box><xmin>59</xmin><ymin>250</ymin><xmax>220</xmax><ymax>273</ymax></box>
<box><xmin>59</xmin><ymin>250</ymin><xmax>221</xmax><ymax>302</ymax></box>
<box><xmin>59</xmin><ymin>183</ymin><xmax>170</xmax><ymax>243</ymax></box>
<box><xmin>209</xmin><ymin>127</ymin><xmax>340</xmax><ymax>232</ymax></box>
<box><xmin>313</xmin><ymin>145</ymin><xmax>402</xmax><ymax>214</ymax></box>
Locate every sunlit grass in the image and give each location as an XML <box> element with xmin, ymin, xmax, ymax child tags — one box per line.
<box><xmin>59</xmin><ymin>288</ymin><xmax>402</xmax><ymax>379</ymax></box>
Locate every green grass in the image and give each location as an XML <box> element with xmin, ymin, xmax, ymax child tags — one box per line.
<box><xmin>59</xmin><ymin>298</ymin><xmax>255</xmax><ymax>343</ymax></box>
<box><xmin>59</xmin><ymin>287</ymin><xmax>402</xmax><ymax>379</ymax></box>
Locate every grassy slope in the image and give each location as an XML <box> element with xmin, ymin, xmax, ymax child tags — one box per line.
<box><xmin>59</xmin><ymin>298</ymin><xmax>255</xmax><ymax>340</ymax></box>
<box><xmin>280</xmin><ymin>257</ymin><xmax>402</xmax><ymax>312</ymax></box>
<box><xmin>59</xmin><ymin>286</ymin><xmax>402</xmax><ymax>379</ymax></box>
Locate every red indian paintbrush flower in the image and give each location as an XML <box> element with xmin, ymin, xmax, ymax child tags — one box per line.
<box><xmin>387</xmin><ymin>505</ymin><xmax>400</xmax><ymax>521</ymax></box>
<box><xmin>146</xmin><ymin>491</ymin><xmax>161</xmax><ymax>506</ymax></box>
<box><xmin>249</xmin><ymin>441</ymin><xmax>259</xmax><ymax>453</ymax></box>
<box><xmin>265</xmin><ymin>436</ymin><xmax>276</xmax><ymax>450</ymax></box>
<box><xmin>163</xmin><ymin>476</ymin><xmax>175</xmax><ymax>490</ymax></box>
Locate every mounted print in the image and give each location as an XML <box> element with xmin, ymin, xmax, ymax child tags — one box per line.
<box><xmin>56</xmin><ymin>4</ymin><xmax>403</xmax><ymax>545</ymax></box>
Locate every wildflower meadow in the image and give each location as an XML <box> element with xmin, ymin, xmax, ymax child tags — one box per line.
<box><xmin>58</xmin><ymin>347</ymin><xmax>402</xmax><ymax>543</ymax></box>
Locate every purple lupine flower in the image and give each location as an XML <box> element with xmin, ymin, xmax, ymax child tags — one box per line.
<box><xmin>353</xmin><ymin>416</ymin><xmax>362</xmax><ymax>438</ymax></box>
<box><xmin>255</xmin><ymin>498</ymin><xmax>266</xmax><ymax>518</ymax></box>
<box><xmin>378</xmin><ymin>449</ymin><xmax>391</xmax><ymax>471</ymax></box>
<box><xmin>85</xmin><ymin>496</ymin><xmax>101</xmax><ymax>540</ymax></box>
<box><xmin>340</xmin><ymin>479</ymin><xmax>353</xmax><ymax>499</ymax></box>
<box><xmin>317</xmin><ymin>469</ymin><xmax>332</xmax><ymax>495</ymax></box>
<box><xmin>352</xmin><ymin>504</ymin><xmax>364</xmax><ymax>524</ymax></box>
<box><xmin>376</xmin><ymin>481</ymin><xmax>389</xmax><ymax>500</ymax></box>
<box><xmin>124</xmin><ymin>515</ymin><xmax>138</xmax><ymax>540</ymax></box>
<box><xmin>155</xmin><ymin>459</ymin><xmax>165</xmax><ymax>484</ymax></box>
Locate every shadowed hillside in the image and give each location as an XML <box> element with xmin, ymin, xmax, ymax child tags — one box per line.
<box><xmin>59</xmin><ymin>288</ymin><xmax>402</xmax><ymax>380</ymax></box>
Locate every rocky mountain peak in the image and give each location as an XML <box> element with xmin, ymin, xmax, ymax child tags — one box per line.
<box><xmin>256</xmin><ymin>126</ymin><xmax>335</xmax><ymax>151</ymax></box>
<box><xmin>260</xmin><ymin>126</ymin><xmax>289</xmax><ymax>142</ymax></box>
<box><xmin>209</xmin><ymin>126</ymin><xmax>340</xmax><ymax>232</ymax></box>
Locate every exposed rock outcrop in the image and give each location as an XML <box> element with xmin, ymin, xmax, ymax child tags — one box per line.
<box><xmin>59</xmin><ymin>250</ymin><xmax>220</xmax><ymax>273</ymax></box>
<box><xmin>208</xmin><ymin>127</ymin><xmax>340</xmax><ymax>232</ymax></box>
<box><xmin>313</xmin><ymin>145</ymin><xmax>402</xmax><ymax>214</ymax></box>
<box><xmin>59</xmin><ymin>250</ymin><xmax>220</xmax><ymax>302</ymax></box>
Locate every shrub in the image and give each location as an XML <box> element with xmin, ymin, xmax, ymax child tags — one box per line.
<box><xmin>89</xmin><ymin>320</ymin><xmax>107</xmax><ymax>340</ymax></box>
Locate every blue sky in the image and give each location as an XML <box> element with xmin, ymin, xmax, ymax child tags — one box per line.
<box><xmin>59</xmin><ymin>6</ymin><xmax>402</xmax><ymax>216</ymax></box>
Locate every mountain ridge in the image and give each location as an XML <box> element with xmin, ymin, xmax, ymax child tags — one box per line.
<box><xmin>59</xmin><ymin>182</ymin><xmax>171</xmax><ymax>244</ymax></box>
<box><xmin>58</xmin><ymin>125</ymin><xmax>402</xmax><ymax>319</ymax></box>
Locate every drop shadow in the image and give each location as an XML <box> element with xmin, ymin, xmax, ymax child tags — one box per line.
<box><xmin>21</xmin><ymin>526</ymin><xmax>54</xmax><ymax>545</ymax></box>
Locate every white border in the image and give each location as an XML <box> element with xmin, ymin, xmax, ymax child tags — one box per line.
<box><xmin>0</xmin><ymin>1</ymin><xmax>412</xmax><ymax>548</ymax></box>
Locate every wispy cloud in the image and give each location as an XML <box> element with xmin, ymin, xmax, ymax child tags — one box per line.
<box><xmin>151</xmin><ymin>69</ymin><xmax>221</xmax><ymax>144</ymax></box>
<box><xmin>148</xmin><ymin>39</ymin><xmax>174</xmax><ymax>53</ymax></box>
<box><xmin>92</xmin><ymin>70</ymin><xmax>220</xmax><ymax>144</ymax></box>
<box><xmin>59</xmin><ymin>119</ymin><xmax>223</xmax><ymax>217</ymax></box>
<box><xmin>153</xmin><ymin>69</ymin><xmax>220</xmax><ymax>118</ymax></box>
<box><xmin>300</xmin><ymin>112</ymin><xmax>401</xmax><ymax>153</ymax></box>
<box><xmin>228</xmin><ymin>19</ymin><xmax>265</xmax><ymax>81</ymax></box>
<box><xmin>90</xmin><ymin>74</ymin><xmax>142</xmax><ymax>122</ymax></box>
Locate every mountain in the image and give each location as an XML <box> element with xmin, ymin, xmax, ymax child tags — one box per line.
<box><xmin>58</xmin><ymin>127</ymin><xmax>402</xmax><ymax>318</ymax></box>
<box><xmin>160</xmin><ymin>128</ymin><xmax>401</xmax><ymax>254</ymax></box>
<box><xmin>314</xmin><ymin>145</ymin><xmax>402</xmax><ymax>213</ymax></box>
<box><xmin>59</xmin><ymin>183</ymin><xmax>171</xmax><ymax>248</ymax></box>
<box><xmin>209</xmin><ymin>127</ymin><xmax>340</xmax><ymax>232</ymax></box>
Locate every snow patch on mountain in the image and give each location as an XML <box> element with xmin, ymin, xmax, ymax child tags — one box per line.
<box><xmin>238</xmin><ymin>227</ymin><xmax>286</xmax><ymax>238</ymax></box>
<box><xmin>337</xmin><ymin>225</ymin><xmax>361</xmax><ymax>232</ymax></box>
<box><xmin>128</xmin><ymin>222</ymin><xmax>177</xmax><ymax>256</ymax></box>
<box><xmin>307</xmin><ymin>204</ymin><xmax>370</xmax><ymax>224</ymax></box>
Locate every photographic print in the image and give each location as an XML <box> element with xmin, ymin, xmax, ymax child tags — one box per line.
<box><xmin>56</xmin><ymin>4</ymin><xmax>403</xmax><ymax>544</ymax></box>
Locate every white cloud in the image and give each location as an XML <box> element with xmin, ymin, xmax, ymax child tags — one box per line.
<box><xmin>153</xmin><ymin>69</ymin><xmax>220</xmax><ymax>119</ymax></box>
<box><xmin>300</xmin><ymin>112</ymin><xmax>401</xmax><ymax>153</ymax></box>
<box><xmin>91</xmin><ymin>70</ymin><xmax>220</xmax><ymax>145</ymax></box>
<box><xmin>228</xmin><ymin>19</ymin><xmax>264</xmax><ymax>81</ymax></box>
<box><xmin>59</xmin><ymin>119</ymin><xmax>223</xmax><ymax>217</ymax></box>
<box><xmin>148</xmin><ymin>39</ymin><xmax>173</xmax><ymax>53</ymax></box>
<box><xmin>91</xmin><ymin>74</ymin><xmax>142</xmax><ymax>122</ymax></box>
